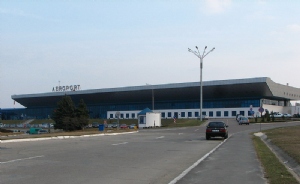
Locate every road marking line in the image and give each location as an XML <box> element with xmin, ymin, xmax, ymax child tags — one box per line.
<box><xmin>156</xmin><ymin>136</ymin><xmax>165</xmax><ymax>139</ymax></box>
<box><xmin>194</xmin><ymin>129</ymin><xmax>199</xmax><ymax>131</ymax></box>
<box><xmin>178</xmin><ymin>133</ymin><xmax>183</xmax><ymax>135</ymax></box>
<box><xmin>0</xmin><ymin>155</ymin><xmax>44</xmax><ymax>164</ymax></box>
<box><xmin>168</xmin><ymin>135</ymin><xmax>231</xmax><ymax>184</ymax></box>
<box><xmin>112</xmin><ymin>142</ymin><xmax>128</xmax><ymax>146</ymax></box>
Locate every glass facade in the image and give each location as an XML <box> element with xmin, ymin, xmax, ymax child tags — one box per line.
<box><xmin>0</xmin><ymin>98</ymin><xmax>264</xmax><ymax>120</ymax></box>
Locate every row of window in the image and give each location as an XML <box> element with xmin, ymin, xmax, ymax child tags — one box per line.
<box><xmin>284</xmin><ymin>92</ymin><xmax>300</xmax><ymax>98</ymax></box>
<box><xmin>159</xmin><ymin>110</ymin><xmax>252</xmax><ymax>118</ymax></box>
<box><xmin>109</xmin><ymin>113</ymin><xmax>136</xmax><ymax>119</ymax></box>
<box><xmin>108</xmin><ymin>110</ymin><xmax>255</xmax><ymax>119</ymax></box>
<box><xmin>107</xmin><ymin>99</ymin><xmax>261</xmax><ymax>110</ymax></box>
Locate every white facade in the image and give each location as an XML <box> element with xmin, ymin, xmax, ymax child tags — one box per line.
<box><xmin>107</xmin><ymin>105</ymin><xmax>299</xmax><ymax>120</ymax></box>
<box><xmin>292</xmin><ymin>105</ymin><xmax>300</xmax><ymax>115</ymax></box>
<box><xmin>138</xmin><ymin>112</ymin><xmax>161</xmax><ymax>128</ymax></box>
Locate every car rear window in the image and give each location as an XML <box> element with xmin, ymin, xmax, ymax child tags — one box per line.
<box><xmin>208</xmin><ymin>122</ymin><xmax>225</xmax><ymax>128</ymax></box>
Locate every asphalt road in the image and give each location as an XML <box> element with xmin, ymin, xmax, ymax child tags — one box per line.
<box><xmin>1</xmin><ymin>119</ymin><xmax>300</xmax><ymax>184</ymax></box>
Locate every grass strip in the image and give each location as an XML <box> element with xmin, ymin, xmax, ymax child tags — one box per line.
<box><xmin>263</xmin><ymin>126</ymin><xmax>300</xmax><ymax>165</ymax></box>
<box><xmin>252</xmin><ymin>136</ymin><xmax>299</xmax><ymax>184</ymax></box>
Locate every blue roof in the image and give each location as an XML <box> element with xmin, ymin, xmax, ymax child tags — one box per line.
<box><xmin>137</xmin><ymin>108</ymin><xmax>153</xmax><ymax>116</ymax></box>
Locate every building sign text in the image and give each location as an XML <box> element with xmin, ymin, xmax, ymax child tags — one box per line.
<box><xmin>52</xmin><ymin>85</ymin><xmax>80</xmax><ymax>92</ymax></box>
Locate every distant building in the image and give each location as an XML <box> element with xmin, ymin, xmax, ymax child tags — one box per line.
<box><xmin>1</xmin><ymin>77</ymin><xmax>300</xmax><ymax>120</ymax></box>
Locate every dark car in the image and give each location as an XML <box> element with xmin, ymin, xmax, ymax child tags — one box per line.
<box><xmin>206</xmin><ymin>121</ymin><xmax>228</xmax><ymax>140</ymax></box>
<box><xmin>38</xmin><ymin>129</ymin><xmax>48</xmax><ymax>134</ymax></box>
<box><xmin>92</xmin><ymin>122</ymin><xmax>99</xmax><ymax>128</ymax></box>
<box><xmin>236</xmin><ymin>114</ymin><xmax>243</xmax><ymax>122</ymax></box>
<box><xmin>112</xmin><ymin>123</ymin><xmax>118</xmax><ymax>128</ymax></box>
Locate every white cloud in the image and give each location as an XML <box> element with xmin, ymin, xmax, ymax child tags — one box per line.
<box><xmin>204</xmin><ymin>0</ymin><xmax>232</xmax><ymax>14</ymax></box>
<box><xmin>287</xmin><ymin>24</ymin><xmax>300</xmax><ymax>33</ymax></box>
<box><xmin>0</xmin><ymin>8</ymin><xmax>59</xmax><ymax>22</ymax></box>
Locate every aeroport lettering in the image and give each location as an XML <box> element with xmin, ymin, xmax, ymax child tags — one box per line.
<box><xmin>52</xmin><ymin>85</ymin><xmax>80</xmax><ymax>92</ymax></box>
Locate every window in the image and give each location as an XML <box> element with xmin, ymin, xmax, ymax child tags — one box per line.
<box><xmin>161</xmin><ymin>112</ymin><xmax>165</xmax><ymax>118</ymax></box>
<box><xmin>181</xmin><ymin>112</ymin><xmax>185</xmax><ymax>117</ymax></box>
<box><xmin>139</xmin><ymin>116</ymin><xmax>145</xmax><ymax>124</ymax></box>
<box><xmin>202</xmin><ymin>111</ymin><xmax>206</xmax><ymax>115</ymax></box>
<box><xmin>126</xmin><ymin>113</ymin><xmax>129</xmax><ymax>118</ymax></box>
<box><xmin>209</xmin><ymin>111</ymin><xmax>214</xmax><ymax>117</ymax></box>
<box><xmin>232</xmin><ymin>111</ymin><xmax>236</xmax><ymax>116</ymax></box>
<box><xmin>168</xmin><ymin>112</ymin><xmax>172</xmax><ymax>117</ymax></box>
<box><xmin>110</xmin><ymin>114</ymin><xmax>113</xmax><ymax>118</ymax></box>
<box><xmin>174</xmin><ymin>112</ymin><xmax>178</xmax><ymax>118</ymax></box>
<box><xmin>195</xmin><ymin>112</ymin><xmax>199</xmax><ymax>117</ymax></box>
<box><xmin>248</xmin><ymin>111</ymin><xmax>254</xmax><ymax>116</ymax></box>
<box><xmin>120</xmin><ymin>114</ymin><xmax>124</xmax><ymax>118</ymax></box>
<box><xmin>216</xmin><ymin>111</ymin><xmax>221</xmax><ymax>117</ymax></box>
<box><xmin>131</xmin><ymin>113</ymin><xmax>135</xmax><ymax>119</ymax></box>
<box><xmin>240</xmin><ymin>111</ymin><xmax>244</xmax><ymax>116</ymax></box>
<box><xmin>188</xmin><ymin>112</ymin><xmax>192</xmax><ymax>117</ymax></box>
<box><xmin>224</xmin><ymin>111</ymin><xmax>229</xmax><ymax>117</ymax></box>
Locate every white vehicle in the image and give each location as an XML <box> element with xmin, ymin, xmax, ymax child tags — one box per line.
<box><xmin>283</xmin><ymin>113</ymin><xmax>292</xmax><ymax>118</ymax></box>
<box><xmin>272</xmin><ymin>113</ymin><xmax>284</xmax><ymax>118</ymax></box>
<box><xmin>0</xmin><ymin>123</ymin><xmax>3</xmax><ymax>128</ymax></box>
<box><xmin>238</xmin><ymin>117</ymin><xmax>250</xmax><ymax>125</ymax></box>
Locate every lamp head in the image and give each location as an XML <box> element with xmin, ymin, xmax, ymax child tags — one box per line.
<box><xmin>195</xmin><ymin>46</ymin><xmax>198</xmax><ymax>49</ymax></box>
<box><xmin>205</xmin><ymin>46</ymin><xmax>207</xmax><ymax>49</ymax></box>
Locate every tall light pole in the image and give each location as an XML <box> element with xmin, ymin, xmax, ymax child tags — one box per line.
<box><xmin>146</xmin><ymin>83</ymin><xmax>154</xmax><ymax>110</ymax></box>
<box><xmin>188</xmin><ymin>46</ymin><xmax>215</xmax><ymax>121</ymax></box>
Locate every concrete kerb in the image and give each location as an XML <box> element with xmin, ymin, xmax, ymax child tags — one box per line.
<box><xmin>0</xmin><ymin>131</ymin><xmax>139</xmax><ymax>144</ymax></box>
<box><xmin>254</xmin><ymin>132</ymin><xmax>300</xmax><ymax>182</ymax></box>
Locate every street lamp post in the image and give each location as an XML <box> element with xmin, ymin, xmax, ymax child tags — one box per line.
<box><xmin>146</xmin><ymin>83</ymin><xmax>154</xmax><ymax>110</ymax></box>
<box><xmin>188</xmin><ymin>46</ymin><xmax>215</xmax><ymax>121</ymax></box>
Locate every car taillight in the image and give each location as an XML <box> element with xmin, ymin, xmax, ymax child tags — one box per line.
<box><xmin>206</xmin><ymin>129</ymin><xmax>212</xmax><ymax>132</ymax></box>
<box><xmin>220</xmin><ymin>128</ymin><xmax>226</xmax><ymax>132</ymax></box>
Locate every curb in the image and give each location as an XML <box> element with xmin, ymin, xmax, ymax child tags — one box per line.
<box><xmin>0</xmin><ymin>131</ymin><xmax>138</xmax><ymax>144</ymax></box>
<box><xmin>254</xmin><ymin>132</ymin><xmax>300</xmax><ymax>182</ymax></box>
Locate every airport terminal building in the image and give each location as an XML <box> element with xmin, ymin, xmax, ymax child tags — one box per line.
<box><xmin>1</xmin><ymin>77</ymin><xmax>300</xmax><ymax>120</ymax></box>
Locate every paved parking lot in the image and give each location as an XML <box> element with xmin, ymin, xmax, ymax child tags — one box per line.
<box><xmin>1</xmin><ymin>119</ymin><xmax>300</xmax><ymax>184</ymax></box>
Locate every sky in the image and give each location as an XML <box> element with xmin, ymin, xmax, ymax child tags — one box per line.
<box><xmin>1</xmin><ymin>0</ymin><xmax>300</xmax><ymax>108</ymax></box>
